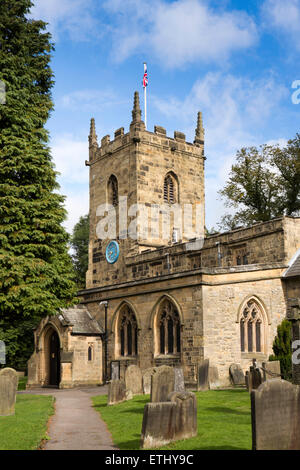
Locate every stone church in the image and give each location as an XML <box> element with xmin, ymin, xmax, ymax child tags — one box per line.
<box><xmin>27</xmin><ymin>91</ymin><xmax>300</xmax><ymax>389</ymax></box>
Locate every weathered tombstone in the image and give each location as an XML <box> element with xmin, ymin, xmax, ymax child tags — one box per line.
<box><xmin>107</xmin><ymin>379</ymin><xmax>127</xmax><ymax>406</ymax></box>
<box><xmin>125</xmin><ymin>365</ymin><xmax>143</xmax><ymax>395</ymax></box>
<box><xmin>197</xmin><ymin>359</ymin><xmax>209</xmax><ymax>391</ymax></box>
<box><xmin>151</xmin><ymin>366</ymin><xmax>175</xmax><ymax>402</ymax></box>
<box><xmin>251</xmin><ymin>366</ymin><xmax>262</xmax><ymax>390</ymax></box>
<box><xmin>208</xmin><ymin>365</ymin><xmax>220</xmax><ymax>389</ymax></box>
<box><xmin>174</xmin><ymin>367</ymin><xmax>185</xmax><ymax>392</ymax></box>
<box><xmin>111</xmin><ymin>361</ymin><xmax>120</xmax><ymax>381</ymax></box>
<box><xmin>261</xmin><ymin>361</ymin><xmax>281</xmax><ymax>382</ymax></box>
<box><xmin>140</xmin><ymin>402</ymin><xmax>177</xmax><ymax>449</ymax></box>
<box><xmin>168</xmin><ymin>391</ymin><xmax>197</xmax><ymax>440</ymax></box>
<box><xmin>142</xmin><ymin>367</ymin><xmax>157</xmax><ymax>394</ymax></box>
<box><xmin>251</xmin><ymin>379</ymin><xmax>300</xmax><ymax>450</ymax></box>
<box><xmin>229</xmin><ymin>363</ymin><xmax>245</xmax><ymax>386</ymax></box>
<box><xmin>0</xmin><ymin>341</ymin><xmax>5</xmax><ymax>365</ymax></box>
<box><xmin>0</xmin><ymin>368</ymin><xmax>18</xmax><ymax>416</ymax></box>
<box><xmin>245</xmin><ymin>371</ymin><xmax>250</xmax><ymax>391</ymax></box>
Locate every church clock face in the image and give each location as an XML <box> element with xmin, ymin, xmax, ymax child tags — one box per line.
<box><xmin>105</xmin><ymin>240</ymin><xmax>120</xmax><ymax>264</ymax></box>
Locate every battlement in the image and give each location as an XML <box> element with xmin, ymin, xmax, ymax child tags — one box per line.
<box><xmin>87</xmin><ymin>91</ymin><xmax>205</xmax><ymax>164</ymax></box>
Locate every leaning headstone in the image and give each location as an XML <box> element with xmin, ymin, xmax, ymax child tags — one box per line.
<box><xmin>0</xmin><ymin>368</ymin><xmax>18</xmax><ymax>416</ymax></box>
<box><xmin>142</xmin><ymin>368</ymin><xmax>157</xmax><ymax>394</ymax></box>
<box><xmin>151</xmin><ymin>366</ymin><xmax>175</xmax><ymax>402</ymax></box>
<box><xmin>229</xmin><ymin>364</ymin><xmax>245</xmax><ymax>386</ymax></box>
<box><xmin>261</xmin><ymin>361</ymin><xmax>281</xmax><ymax>381</ymax></box>
<box><xmin>197</xmin><ymin>359</ymin><xmax>209</xmax><ymax>391</ymax></box>
<box><xmin>245</xmin><ymin>371</ymin><xmax>250</xmax><ymax>391</ymax></box>
<box><xmin>125</xmin><ymin>365</ymin><xmax>143</xmax><ymax>395</ymax></box>
<box><xmin>168</xmin><ymin>391</ymin><xmax>197</xmax><ymax>440</ymax></box>
<box><xmin>251</xmin><ymin>379</ymin><xmax>300</xmax><ymax>450</ymax></box>
<box><xmin>140</xmin><ymin>402</ymin><xmax>177</xmax><ymax>449</ymax></box>
<box><xmin>107</xmin><ymin>379</ymin><xmax>127</xmax><ymax>406</ymax></box>
<box><xmin>174</xmin><ymin>367</ymin><xmax>185</xmax><ymax>392</ymax></box>
<box><xmin>209</xmin><ymin>365</ymin><xmax>220</xmax><ymax>389</ymax></box>
<box><xmin>111</xmin><ymin>361</ymin><xmax>120</xmax><ymax>381</ymax></box>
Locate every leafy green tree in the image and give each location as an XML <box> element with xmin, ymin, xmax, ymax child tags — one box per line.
<box><xmin>219</xmin><ymin>146</ymin><xmax>282</xmax><ymax>229</ymax></box>
<box><xmin>0</xmin><ymin>0</ymin><xmax>77</xmax><ymax>369</ymax></box>
<box><xmin>70</xmin><ymin>214</ymin><xmax>89</xmax><ymax>289</ymax></box>
<box><xmin>269</xmin><ymin>319</ymin><xmax>292</xmax><ymax>381</ymax></box>
<box><xmin>269</xmin><ymin>134</ymin><xmax>300</xmax><ymax>216</ymax></box>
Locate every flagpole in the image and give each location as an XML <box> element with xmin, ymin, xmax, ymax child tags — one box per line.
<box><xmin>143</xmin><ymin>62</ymin><xmax>147</xmax><ymax>129</ymax></box>
<box><xmin>144</xmin><ymin>83</ymin><xmax>147</xmax><ymax>130</ymax></box>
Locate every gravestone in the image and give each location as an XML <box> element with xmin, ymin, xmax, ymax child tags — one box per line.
<box><xmin>107</xmin><ymin>379</ymin><xmax>127</xmax><ymax>405</ymax></box>
<box><xmin>0</xmin><ymin>368</ymin><xmax>18</xmax><ymax>416</ymax></box>
<box><xmin>229</xmin><ymin>363</ymin><xmax>245</xmax><ymax>386</ymax></box>
<box><xmin>140</xmin><ymin>402</ymin><xmax>177</xmax><ymax>449</ymax></box>
<box><xmin>197</xmin><ymin>359</ymin><xmax>209</xmax><ymax>391</ymax></box>
<box><xmin>174</xmin><ymin>367</ymin><xmax>185</xmax><ymax>392</ymax></box>
<box><xmin>111</xmin><ymin>361</ymin><xmax>120</xmax><ymax>381</ymax></box>
<box><xmin>151</xmin><ymin>366</ymin><xmax>175</xmax><ymax>402</ymax></box>
<box><xmin>142</xmin><ymin>368</ymin><xmax>157</xmax><ymax>395</ymax></box>
<box><xmin>125</xmin><ymin>365</ymin><xmax>143</xmax><ymax>395</ymax></box>
<box><xmin>251</xmin><ymin>379</ymin><xmax>300</xmax><ymax>450</ymax></box>
<box><xmin>209</xmin><ymin>365</ymin><xmax>220</xmax><ymax>389</ymax></box>
<box><xmin>251</xmin><ymin>366</ymin><xmax>262</xmax><ymax>390</ymax></box>
<box><xmin>261</xmin><ymin>361</ymin><xmax>281</xmax><ymax>381</ymax></box>
<box><xmin>168</xmin><ymin>391</ymin><xmax>197</xmax><ymax>440</ymax></box>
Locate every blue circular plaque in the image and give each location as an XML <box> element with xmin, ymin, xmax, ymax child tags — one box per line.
<box><xmin>105</xmin><ymin>240</ymin><xmax>120</xmax><ymax>264</ymax></box>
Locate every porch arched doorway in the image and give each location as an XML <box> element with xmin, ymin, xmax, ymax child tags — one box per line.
<box><xmin>49</xmin><ymin>330</ymin><xmax>61</xmax><ymax>387</ymax></box>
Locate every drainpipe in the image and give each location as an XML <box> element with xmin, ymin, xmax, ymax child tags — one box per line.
<box><xmin>99</xmin><ymin>301</ymin><xmax>109</xmax><ymax>383</ymax></box>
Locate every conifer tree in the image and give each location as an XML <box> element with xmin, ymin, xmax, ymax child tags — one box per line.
<box><xmin>70</xmin><ymin>214</ymin><xmax>89</xmax><ymax>289</ymax></box>
<box><xmin>0</xmin><ymin>0</ymin><xmax>77</xmax><ymax>369</ymax></box>
<box><xmin>269</xmin><ymin>320</ymin><xmax>292</xmax><ymax>381</ymax></box>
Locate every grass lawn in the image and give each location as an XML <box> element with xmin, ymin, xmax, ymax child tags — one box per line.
<box><xmin>92</xmin><ymin>389</ymin><xmax>252</xmax><ymax>450</ymax></box>
<box><xmin>17</xmin><ymin>376</ymin><xmax>28</xmax><ymax>391</ymax></box>
<box><xmin>0</xmin><ymin>394</ymin><xmax>54</xmax><ymax>450</ymax></box>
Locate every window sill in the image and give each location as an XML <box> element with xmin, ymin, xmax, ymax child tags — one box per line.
<box><xmin>241</xmin><ymin>352</ymin><xmax>268</xmax><ymax>361</ymax></box>
<box><xmin>154</xmin><ymin>354</ymin><xmax>181</xmax><ymax>359</ymax></box>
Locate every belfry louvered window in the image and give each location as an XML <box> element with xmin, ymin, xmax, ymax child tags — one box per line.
<box><xmin>108</xmin><ymin>175</ymin><xmax>118</xmax><ymax>207</ymax></box>
<box><xmin>164</xmin><ymin>173</ymin><xmax>178</xmax><ymax>204</ymax></box>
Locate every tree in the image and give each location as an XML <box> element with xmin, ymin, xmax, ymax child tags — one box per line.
<box><xmin>218</xmin><ymin>136</ymin><xmax>300</xmax><ymax>230</ymax></box>
<box><xmin>269</xmin><ymin>319</ymin><xmax>292</xmax><ymax>381</ymax></box>
<box><xmin>70</xmin><ymin>214</ymin><xmax>89</xmax><ymax>289</ymax></box>
<box><xmin>219</xmin><ymin>146</ymin><xmax>282</xmax><ymax>229</ymax></box>
<box><xmin>0</xmin><ymin>0</ymin><xmax>77</xmax><ymax>369</ymax></box>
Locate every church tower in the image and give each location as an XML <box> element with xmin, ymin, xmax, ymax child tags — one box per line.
<box><xmin>85</xmin><ymin>91</ymin><xmax>205</xmax><ymax>288</ymax></box>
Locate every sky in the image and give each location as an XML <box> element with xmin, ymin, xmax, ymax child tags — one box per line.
<box><xmin>29</xmin><ymin>0</ymin><xmax>300</xmax><ymax>233</ymax></box>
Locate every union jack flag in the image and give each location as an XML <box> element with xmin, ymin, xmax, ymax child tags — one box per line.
<box><xmin>143</xmin><ymin>63</ymin><xmax>148</xmax><ymax>88</ymax></box>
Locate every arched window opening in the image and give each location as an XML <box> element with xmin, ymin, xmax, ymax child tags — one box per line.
<box><xmin>108</xmin><ymin>175</ymin><xmax>118</xmax><ymax>207</ymax></box>
<box><xmin>163</xmin><ymin>173</ymin><xmax>178</xmax><ymax>204</ymax></box>
<box><xmin>157</xmin><ymin>300</ymin><xmax>181</xmax><ymax>355</ymax></box>
<box><xmin>118</xmin><ymin>306</ymin><xmax>138</xmax><ymax>357</ymax></box>
<box><xmin>239</xmin><ymin>299</ymin><xmax>266</xmax><ymax>354</ymax></box>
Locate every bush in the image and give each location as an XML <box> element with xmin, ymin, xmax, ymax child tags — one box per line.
<box><xmin>269</xmin><ymin>319</ymin><xmax>292</xmax><ymax>381</ymax></box>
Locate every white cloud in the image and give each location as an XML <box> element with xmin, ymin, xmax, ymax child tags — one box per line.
<box><xmin>51</xmin><ymin>134</ymin><xmax>89</xmax><ymax>184</ymax></box>
<box><xmin>104</xmin><ymin>0</ymin><xmax>258</xmax><ymax>67</ymax></box>
<box><xmin>62</xmin><ymin>189</ymin><xmax>89</xmax><ymax>235</ymax></box>
<box><xmin>152</xmin><ymin>72</ymin><xmax>288</xmax><ymax>228</ymax></box>
<box><xmin>262</xmin><ymin>0</ymin><xmax>300</xmax><ymax>48</ymax></box>
<box><xmin>30</xmin><ymin>0</ymin><xmax>99</xmax><ymax>41</ymax></box>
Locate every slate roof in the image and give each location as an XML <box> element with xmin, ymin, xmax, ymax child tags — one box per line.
<box><xmin>283</xmin><ymin>250</ymin><xmax>300</xmax><ymax>278</ymax></box>
<box><xmin>58</xmin><ymin>305</ymin><xmax>104</xmax><ymax>335</ymax></box>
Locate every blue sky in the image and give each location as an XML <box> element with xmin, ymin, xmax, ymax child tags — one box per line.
<box><xmin>29</xmin><ymin>0</ymin><xmax>300</xmax><ymax>233</ymax></box>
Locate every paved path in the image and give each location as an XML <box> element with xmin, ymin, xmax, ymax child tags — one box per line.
<box><xmin>19</xmin><ymin>386</ymin><xmax>118</xmax><ymax>450</ymax></box>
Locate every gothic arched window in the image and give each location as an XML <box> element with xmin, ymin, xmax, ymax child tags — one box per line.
<box><xmin>163</xmin><ymin>172</ymin><xmax>178</xmax><ymax>204</ymax></box>
<box><xmin>157</xmin><ymin>300</ymin><xmax>181</xmax><ymax>355</ymax></box>
<box><xmin>239</xmin><ymin>299</ymin><xmax>266</xmax><ymax>354</ymax></box>
<box><xmin>118</xmin><ymin>306</ymin><xmax>138</xmax><ymax>357</ymax></box>
<box><xmin>108</xmin><ymin>175</ymin><xmax>118</xmax><ymax>207</ymax></box>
